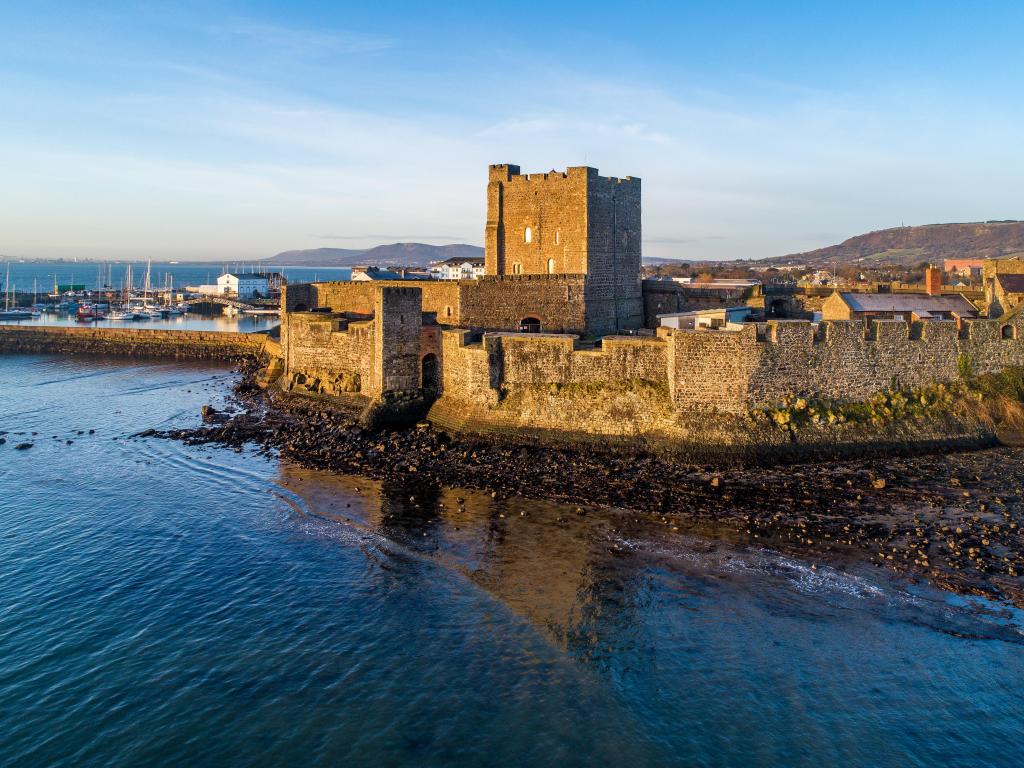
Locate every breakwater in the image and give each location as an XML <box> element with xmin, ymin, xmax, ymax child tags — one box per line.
<box><xmin>0</xmin><ymin>324</ymin><xmax>269</xmax><ymax>360</ymax></box>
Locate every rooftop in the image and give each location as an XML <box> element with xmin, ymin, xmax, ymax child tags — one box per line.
<box><xmin>839</xmin><ymin>292</ymin><xmax>978</xmax><ymax>315</ymax></box>
<box><xmin>436</xmin><ymin>256</ymin><xmax>485</xmax><ymax>266</ymax></box>
<box><xmin>997</xmin><ymin>274</ymin><xmax>1024</xmax><ymax>293</ymax></box>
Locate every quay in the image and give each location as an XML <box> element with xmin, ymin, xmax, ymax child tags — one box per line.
<box><xmin>0</xmin><ymin>324</ymin><xmax>273</xmax><ymax>361</ymax></box>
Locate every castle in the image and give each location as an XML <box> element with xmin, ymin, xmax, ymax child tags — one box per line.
<box><xmin>278</xmin><ymin>164</ymin><xmax>1024</xmax><ymax>444</ymax></box>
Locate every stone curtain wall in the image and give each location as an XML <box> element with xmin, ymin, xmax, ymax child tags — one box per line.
<box><xmin>484</xmin><ymin>333</ymin><xmax>668</xmax><ymax>387</ymax></box>
<box><xmin>286</xmin><ymin>275</ymin><xmax>588</xmax><ymax>335</ymax></box>
<box><xmin>440</xmin><ymin>331</ymin><xmax>498</xmax><ymax>404</ymax></box>
<box><xmin>668</xmin><ymin>324</ymin><xmax>762</xmax><ymax>413</ymax></box>
<box><xmin>431</xmin><ymin>317</ymin><xmax>1024</xmax><ymax>429</ymax></box>
<box><xmin>0</xmin><ymin>325</ymin><xmax>265</xmax><ymax>360</ymax></box>
<box><xmin>431</xmin><ymin>329</ymin><xmax>675</xmax><ymax>441</ymax></box>
<box><xmin>458</xmin><ymin>275</ymin><xmax>588</xmax><ymax>334</ymax></box>
<box><xmin>281</xmin><ymin>313</ymin><xmax>375</xmax><ymax>393</ymax></box>
<box><xmin>283</xmin><ymin>280</ymin><xmax>462</xmax><ymax>325</ymax></box>
<box><xmin>282</xmin><ymin>286</ymin><xmax>431</xmax><ymax>396</ymax></box>
<box><xmin>669</xmin><ymin>317</ymin><xmax>1024</xmax><ymax>413</ymax></box>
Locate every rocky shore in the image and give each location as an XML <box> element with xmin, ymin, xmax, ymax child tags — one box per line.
<box><xmin>146</xmin><ymin>365</ymin><xmax>1024</xmax><ymax>608</ymax></box>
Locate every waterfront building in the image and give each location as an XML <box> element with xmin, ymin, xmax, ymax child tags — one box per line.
<box><xmin>217</xmin><ymin>273</ymin><xmax>269</xmax><ymax>299</ymax></box>
<box><xmin>430</xmin><ymin>257</ymin><xmax>486</xmax><ymax>281</ymax></box>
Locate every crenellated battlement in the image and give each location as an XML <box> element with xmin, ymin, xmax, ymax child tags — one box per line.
<box><xmin>487</xmin><ymin>164</ymin><xmax>640</xmax><ymax>188</ymax></box>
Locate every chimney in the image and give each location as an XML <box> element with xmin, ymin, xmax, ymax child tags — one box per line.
<box><xmin>925</xmin><ymin>264</ymin><xmax>942</xmax><ymax>296</ymax></box>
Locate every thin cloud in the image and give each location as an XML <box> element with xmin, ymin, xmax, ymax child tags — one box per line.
<box><xmin>223</xmin><ymin>20</ymin><xmax>395</xmax><ymax>56</ymax></box>
<box><xmin>646</xmin><ymin>236</ymin><xmax>729</xmax><ymax>244</ymax></box>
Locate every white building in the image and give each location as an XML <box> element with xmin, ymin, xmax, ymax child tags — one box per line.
<box><xmin>430</xmin><ymin>257</ymin><xmax>486</xmax><ymax>281</ymax></box>
<box><xmin>217</xmin><ymin>273</ymin><xmax>269</xmax><ymax>298</ymax></box>
<box><xmin>657</xmin><ymin>306</ymin><xmax>752</xmax><ymax>330</ymax></box>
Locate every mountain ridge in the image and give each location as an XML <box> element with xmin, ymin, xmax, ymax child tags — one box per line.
<box><xmin>766</xmin><ymin>221</ymin><xmax>1024</xmax><ymax>267</ymax></box>
<box><xmin>264</xmin><ymin>242</ymin><xmax>483</xmax><ymax>267</ymax></box>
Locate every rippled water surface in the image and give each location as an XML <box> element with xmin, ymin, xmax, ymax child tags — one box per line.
<box><xmin>1</xmin><ymin>355</ymin><xmax>1023</xmax><ymax>767</ymax></box>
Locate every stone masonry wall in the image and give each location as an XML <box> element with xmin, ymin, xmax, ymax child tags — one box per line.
<box><xmin>668</xmin><ymin>316</ymin><xmax>1024</xmax><ymax>414</ymax></box>
<box><xmin>484</xmin><ymin>164</ymin><xmax>642</xmax><ymax>335</ymax></box>
<box><xmin>584</xmin><ymin>172</ymin><xmax>643</xmax><ymax>334</ymax></box>
<box><xmin>283</xmin><ymin>281</ymin><xmax>462</xmax><ymax>325</ymax></box>
<box><xmin>428</xmin><ymin>316</ymin><xmax>1024</xmax><ymax>440</ymax></box>
<box><xmin>483</xmin><ymin>333</ymin><xmax>667</xmax><ymax>387</ymax></box>
<box><xmin>458</xmin><ymin>274</ymin><xmax>588</xmax><ymax>334</ymax></box>
<box><xmin>371</xmin><ymin>287</ymin><xmax>423</xmax><ymax>396</ymax></box>
<box><xmin>485</xmin><ymin>165</ymin><xmax>590</xmax><ymax>277</ymax></box>
<box><xmin>431</xmin><ymin>328</ymin><xmax>674</xmax><ymax>441</ymax></box>
<box><xmin>281</xmin><ymin>312</ymin><xmax>374</xmax><ymax>393</ymax></box>
<box><xmin>0</xmin><ymin>325</ymin><xmax>266</xmax><ymax>360</ymax></box>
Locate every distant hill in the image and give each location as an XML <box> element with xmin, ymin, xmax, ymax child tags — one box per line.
<box><xmin>767</xmin><ymin>221</ymin><xmax>1024</xmax><ymax>268</ymax></box>
<box><xmin>264</xmin><ymin>242</ymin><xmax>483</xmax><ymax>267</ymax></box>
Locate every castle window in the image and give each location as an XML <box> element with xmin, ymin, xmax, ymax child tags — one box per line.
<box><xmin>1002</xmin><ymin>324</ymin><xmax>1016</xmax><ymax>340</ymax></box>
<box><xmin>512</xmin><ymin>263</ymin><xmax>523</xmax><ymax>275</ymax></box>
<box><xmin>555</xmin><ymin>229</ymin><xmax>560</xmax><ymax>245</ymax></box>
<box><xmin>524</xmin><ymin>226</ymin><xmax>532</xmax><ymax>244</ymax></box>
<box><xmin>445</xmin><ymin>306</ymin><xmax>452</xmax><ymax>318</ymax></box>
<box><xmin>547</xmin><ymin>258</ymin><xmax>556</xmax><ymax>274</ymax></box>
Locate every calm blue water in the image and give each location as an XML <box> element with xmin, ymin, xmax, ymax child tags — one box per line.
<box><xmin>1</xmin><ymin>261</ymin><xmax>350</xmax><ymax>293</ymax></box>
<box><xmin>1</xmin><ymin>354</ymin><xmax>1023</xmax><ymax>767</ymax></box>
<box><xmin>1</xmin><ymin>311</ymin><xmax>280</xmax><ymax>334</ymax></box>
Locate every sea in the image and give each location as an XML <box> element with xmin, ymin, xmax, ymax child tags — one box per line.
<box><xmin>0</xmin><ymin>260</ymin><xmax>351</xmax><ymax>333</ymax></box>
<box><xmin>1</xmin><ymin>260</ymin><xmax>351</xmax><ymax>295</ymax></box>
<box><xmin>1</xmin><ymin>353</ymin><xmax>1023</xmax><ymax>767</ymax></box>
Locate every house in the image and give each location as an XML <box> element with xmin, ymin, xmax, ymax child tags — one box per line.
<box><xmin>982</xmin><ymin>257</ymin><xmax>1024</xmax><ymax>316</ymax></box>
<box><xmin>821</xmin><ymin>292</ymin><xmax>979</xmax><ymax>323</ymax></box>
<box><xmin>351</xmin><ymin>266</ymin><xmax>403</xmax><ymax>281</ymax></box>
<box><xmin>988</xmin><ymin>274</ymin><xmax>1024</xmax><ymax>318</ymax></box>
<box><xmin>429</xmin><ymin>257</ymin><xmax>486</xmax><ymax>281</ymax></box>
<box><xmin>217</xmin><ymin>273</ymin><xmax>269</xmax><ymax>299</ymax></box>
<box><xmin>943</xmin><ymin>258</ymin><xmax>984</xmax><ymax>280</ymax></box>
<box><xmin>657</xmin><ymin>306</ymin><xmax>752</xmax><ymax>330</ymax></box>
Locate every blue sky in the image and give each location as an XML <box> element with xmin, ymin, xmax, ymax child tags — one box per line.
<box><xmin>2</xmin><ymin>1</ymin><xmax>1022</xmax><ymax>261</ymax></box>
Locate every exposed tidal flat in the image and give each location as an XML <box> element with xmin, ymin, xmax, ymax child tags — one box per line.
<box><xmin>2</xmin><ymin>355</ymin><xmax>1024</xmax><ymax>767</ymax></box>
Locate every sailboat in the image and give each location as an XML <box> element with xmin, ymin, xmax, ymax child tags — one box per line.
<box><xmin>133</xmin><ymin>259</ymin><xmax>162</xmax><ymax>319</ymax></box>
<box><xmin>29</xmin><ymin>279</ymin><xmax>42</xmax><ymax>317</ymax></box>
<box><xmin>163</xmin><ymin>273</ymin><xmax>183</xmax><ymax>315</ymax></box>
<box><xmin>0</xmin><ymin>265</ymin><xmax>34</xmax><ymax>320</ymax></box>
<box><xmin>109</xmin><ymin>263</ymin><xmax>143</xmax><ymax>320</ymax></box>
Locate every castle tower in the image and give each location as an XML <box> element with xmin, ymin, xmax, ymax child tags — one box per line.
<box><xmin>371</xmin><ymin>286</ymin><xmax>422</xmax><ymax>395</ymax></box>
<box><xmin>485</xmin><ymin>164</ymin><xmax>643</xmax><ymax>334</ymax></box>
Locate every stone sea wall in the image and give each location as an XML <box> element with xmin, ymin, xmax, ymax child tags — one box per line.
<box><xmin>0</xmin><ymin>325</ymin><xmax>267</xmax><ymax>360</ymax></box>
<box><xmin>426</xmin><ymin>316</ymin><xmax>1024</xmax><ymax>450</ymax></box>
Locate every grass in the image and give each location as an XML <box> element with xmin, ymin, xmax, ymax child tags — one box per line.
<box><xmin>751</xmin><ymin>367</ymin><xmax>1024</xmax><ymax>434</ymax></box>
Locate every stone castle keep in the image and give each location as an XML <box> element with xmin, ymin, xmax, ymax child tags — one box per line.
<box><xmin>279</xmin><ymin>164</ymin><xmax>1024</xmax><ymax>443</ymax></box>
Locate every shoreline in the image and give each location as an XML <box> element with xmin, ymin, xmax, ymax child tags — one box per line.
<box><xmin>145</xmin><ymin>365</ymin><xmax>1024</xmax><ymax>607</ymax></box>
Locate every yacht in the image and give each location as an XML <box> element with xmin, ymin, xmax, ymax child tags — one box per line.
<box><xmin>0</xmin><ymin>309</ymin><xmax>33</xmax><ymax>320</ymax></box>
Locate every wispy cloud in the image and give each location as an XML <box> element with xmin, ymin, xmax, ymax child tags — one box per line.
<box><xmin>646</xmin><ymin>236</ymin><xmax>729</xmax><ymax>244</ymax></box>
<box><xmin>221</xmin><ymin>20</ymin><xmax>395</xmax><ymax>56</ymax></box>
